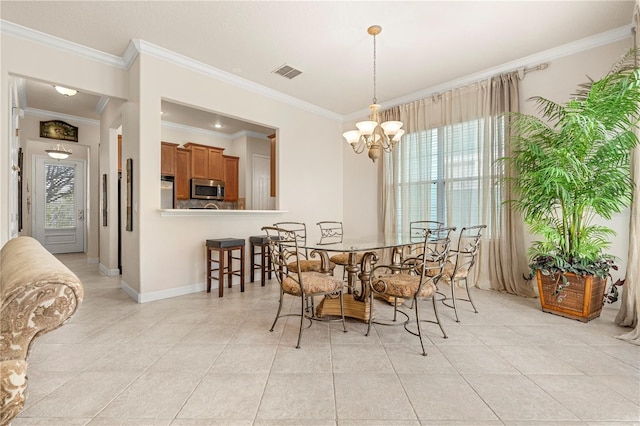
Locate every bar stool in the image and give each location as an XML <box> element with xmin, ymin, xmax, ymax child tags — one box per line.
<box><xmin>206</xmin><ymin>238</ymin><xmax>245</xmax><ymax>297</ymax></box>
<box><xmin>249</xmin><ymin>235</ymin><xmax>274</xmax><ymax>286</ymax></box>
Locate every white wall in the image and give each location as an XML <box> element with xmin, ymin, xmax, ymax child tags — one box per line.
<box><xmin>122</xmin><ymin>53</ymin><xmax>343</xmax><ymax>300</ymax></box>
<box><xmin>2</xmin><ymin>25</ymin><xmax>632</xmax><ymax>301</ymax></box>
<box><xmin>99</xmin><ymin>97</ymin><xmax>125</xmax><ymax>275</ymax></box>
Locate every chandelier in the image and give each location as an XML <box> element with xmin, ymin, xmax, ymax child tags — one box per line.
<box><xmin>343</xmin><ymin>25</ymin><xmax>404</xmax><ymax>163</ymax></box>
<box><xmin>45</xmin><ymin>144</ymin><xmax>72</xmax><ymax>160</ymax></box>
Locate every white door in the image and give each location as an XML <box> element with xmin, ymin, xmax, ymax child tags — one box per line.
<box><xmin>252</xmin><ymin>154</ymin><xmax>271</xmax><ymax>210</ymax></box>
<box><xmin>33</xmin><ymin>156</ymin><xmax>86</xmax><ymax>253</ymax></box>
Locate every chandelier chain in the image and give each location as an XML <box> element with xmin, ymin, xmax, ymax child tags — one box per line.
<box><xmin>372</xmin><ymin>32</ymin><xmax>377</xmax><ymax>104</ymax></box>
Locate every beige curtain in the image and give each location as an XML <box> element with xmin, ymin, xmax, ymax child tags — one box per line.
<box><xmin>382</xmin><ymin>73</ymin><xmax>536</xmax><ymax>296</ymax></box>
<box><xmin>615</xmin><ymin>0</ymin><xmax>640</xmax><ymax>344</ymax></box>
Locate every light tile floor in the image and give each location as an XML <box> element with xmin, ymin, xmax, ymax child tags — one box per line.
<box><xmin>13</xmin><ymin>253</ymin><xmax>640</xmax><ymax>426</ymax></box>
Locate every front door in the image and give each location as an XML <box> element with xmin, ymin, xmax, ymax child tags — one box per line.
<box><xmin>33</xmin><ymin>156</ymin><xmax>86</xmax><ymax>253</ymax></box>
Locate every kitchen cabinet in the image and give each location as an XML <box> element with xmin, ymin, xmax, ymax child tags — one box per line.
<box><xmin>176</xmin><ymin>147</ymin><xmax>191</xmax><ymax>200</ymax></box>
<box><xmin>208</xmin><ymin>148</ymin><xmax>224</xmax><ymax>181</ymax></box>
<box><xmin>161</xmin><ymin>142</ymin><xmax>178</xmax><ymax>176</ymax></box>
<box><xmin>223</xmin><ymin>155</ymin><xmax>239</xmax><ymax>202</ymax></box>
<box><xmin>184</xmin><ymin>142</ymin><xmax>224</xmax><ymax>181</ymax></box>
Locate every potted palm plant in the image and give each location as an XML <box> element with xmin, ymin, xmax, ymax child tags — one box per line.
<box><xmin>505</xmin><ymin>49</ymin><xmax>640</xmax><ymax>322</ymax></box>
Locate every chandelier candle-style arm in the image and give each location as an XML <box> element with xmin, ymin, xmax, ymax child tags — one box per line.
<box><xmin>343</xmin><ymin>25</ymin><xmax>404</xmax><ymax>163</ymax></box>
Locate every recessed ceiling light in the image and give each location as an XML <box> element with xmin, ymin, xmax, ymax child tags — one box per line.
<box><xmin>54</xmin><ymin>85</ymin><xmax>78</xmax><ymax>97</ymax></box>
<box><xmin>214</xmin><ymin>123</ymin><xmax>222</xmax><ymax>129</ymax></box>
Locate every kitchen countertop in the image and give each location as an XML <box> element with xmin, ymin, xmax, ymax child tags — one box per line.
<box><xmin>159</xmin><ymin>209</ymin><xmax>287</xmax><ymax>217</ymax></box>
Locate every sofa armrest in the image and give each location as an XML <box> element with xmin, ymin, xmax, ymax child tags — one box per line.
<box><xmin>0</xmin><ymin>236</ymin><xmax>84</xmax><ymax>361</ymax></box>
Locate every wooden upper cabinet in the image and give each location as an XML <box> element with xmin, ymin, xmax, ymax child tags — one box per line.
<box><xmin>208</xmin><ymin>147</ymin><xmax>224</xmax><ymax>181</ymax></box>
<box><xmin>223</xmin><ymin>155</ymin><xmax>239</xmax><ymax>202</ymax></box>
<box><xmin>176</xmin><ymin>148</ymin><xmax>191</xmax><ymax>200</ymax></box>
<box><xmin>188</xmin><ymin>144</ymin><xmax>209</xmax><ymax>179</ymax></box>
<box><xmin>160</xmin><ymin>142</ymin><xmax>178</xmax><ymax>176</ymax></box>
<box><xmin>184</xmin><ymin>142</ymin><xmax>224</xmax><ymax>181</ymax></box>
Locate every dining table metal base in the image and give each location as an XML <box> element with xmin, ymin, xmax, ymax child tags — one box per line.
<box><xmin>316</xmin><ymin>293</ymin><xmax>370</xmax><ymax>322</ymax></box>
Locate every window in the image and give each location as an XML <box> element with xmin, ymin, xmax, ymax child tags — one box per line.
<box><xmin>396</xmin><ymin>117</ymin><xmax>502</xmax><ymax>235</ymax></box>
<box><xmin>45</xmin><ymin>163</ymin><xmax>76</xmax><ymax>229</ymax></box>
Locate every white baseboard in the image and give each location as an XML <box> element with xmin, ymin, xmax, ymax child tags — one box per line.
<box><xmin>99</xmin><ymin>263</ymin><xmax>121</xmax><ymax>277</ymax></box>
<box><xmin>120</xmin><ymin>280</ymin><xmax>206</xmax><ymax>304</ymax></box>
<box><xmin>119</xmin><ymin>275</ymin><xmax>252</xmax><ymax>303</ymax></box>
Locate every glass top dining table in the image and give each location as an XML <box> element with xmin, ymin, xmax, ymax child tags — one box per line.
<box><xmin>296</xmin><ymin>232</ymin><xmax>423</xmax><ymax>322</ymax></box>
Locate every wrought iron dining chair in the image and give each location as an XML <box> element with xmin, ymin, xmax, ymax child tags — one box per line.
<box><xmin>273</xmin><ymin>222</ymin><xmax>336</xmax><ymax>274</ymax></box>
<box><xmin>317</xmin><ymin>221</ymin><xmax>363</xmax><ymax>281</ymax></box>
<box><xmin>366</xmin><ymin>227</ymin><xmax>453</xmax><ymax>356</ymax></box>
<box><xmin>262</xmin><ymin>226</ymin><xmax>347</xmax><ymax>349</ymax></box>
<box><xmin>395</xmin><ymin>220</ymin><xmax>444</xmax><ymax>265</ymax></box>
<box><xmin>439</xmin><ymin>224</ymin><xmax>487</xmax><ymax>322</ymax></box>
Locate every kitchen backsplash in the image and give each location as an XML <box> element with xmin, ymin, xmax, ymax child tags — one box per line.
<box><xmin>176</xmin><ymin>200</ymin><xmax>237</xmax><ymax>209</ymax></box>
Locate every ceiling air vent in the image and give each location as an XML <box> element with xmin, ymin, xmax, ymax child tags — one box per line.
<box><xmin>272</xmin><ymin>64</ymin><xmax>302</xmax><ymax>80</ymax></box>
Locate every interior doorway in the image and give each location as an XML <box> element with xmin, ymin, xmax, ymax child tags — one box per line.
<box><xmin>32</xmin><ymin>156</ymin><xmax>86</xmax><ymax>253</ymax></box>
<box><xmin>252</xmin><ymin>154</ymin><xmax>271</xmax><ymax>210</ymax></box>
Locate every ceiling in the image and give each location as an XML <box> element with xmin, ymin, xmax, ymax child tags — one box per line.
<box><xmin>1</xmin><ymin>1</ymin><xmax>635</xmax><ymax>132</ymax></box>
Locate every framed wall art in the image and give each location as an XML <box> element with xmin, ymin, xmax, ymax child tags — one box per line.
<box><xmin>40</xmin><ymin>120</ymin><xmax>78</xmax><ymax>142</ymax></box>
<box><xmin>126</xmin><ymin>159</ymin><xmax>133</xmax><ymax>231</ymax></box>
<box><xmin>102</xmin><ymin>174</ymin><xmax>108</xmax><ymax>227</ymax></box>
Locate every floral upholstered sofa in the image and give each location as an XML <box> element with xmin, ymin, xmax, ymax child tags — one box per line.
<box><xmin>0</xmin><ymin>236</ymin><xmax>83</xmax><ymax>426</ymax></box>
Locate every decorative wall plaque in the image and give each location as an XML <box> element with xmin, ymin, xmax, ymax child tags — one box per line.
<box><xmin>40</xmin><ymin>120</ymin><xmax>78</xmax><ymax>142</ymax></box>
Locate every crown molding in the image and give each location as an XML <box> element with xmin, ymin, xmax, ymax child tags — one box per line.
<box><xmin>132</xmin><ymin>39</ymin><xmax>343</xmax><ymax>122</ymax></box>
<box><xmin>229</xmin><ymin>130</ymin><xmax>270</xmax><ymax>140</ymax></box>
<box><xmin>95</xmin><ymin>96</ymin><xmax>110</xmax><ymax>115</ymax></box>
<box><xmin>24</xmin><ymin>107</ymin><xmax>100</xmax><ymax>126</ymax></box>
<box><xmin>344</xmin><ymin>24</ymin><xmax>634</xmax><ymax>121</ymax></box>
<box><xmin>0</xmin><ymin>20</ymin><xmax>127</xmax><ymax>69</ymax></box>
<box><xmin>15</xmin><ymin>77</ymin><xmax>27</xmax><ymax>108</ymax></box>
<box><xmin>161</xmin><ymin>120</ymin><xmax>270</xmax><ymax>140</ymax></box>
<box><xmin>4</xmin><ymin>18</ymin><xmax>632</xmax><ymax>125</ymax></box>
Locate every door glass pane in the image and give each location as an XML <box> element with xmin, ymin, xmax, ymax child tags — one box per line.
<box><xmin>45</xmin><ymin>163</ymin><xmax>76</xmax><ymax>229</ymax></box>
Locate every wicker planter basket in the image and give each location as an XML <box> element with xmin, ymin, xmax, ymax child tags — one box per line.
<box><xmin>536</xmin><ymin>270</ymin><xmax>607</xmax><ymax>322</ymax></box>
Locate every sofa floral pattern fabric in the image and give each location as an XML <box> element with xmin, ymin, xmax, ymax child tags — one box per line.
<box><xmin>0</xmin><ymin>236</ymin><xmax>83</xmax><ymax>426</ymax></box>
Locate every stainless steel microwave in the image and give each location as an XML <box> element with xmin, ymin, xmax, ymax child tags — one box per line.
<box><xmin>191</xmin><ymin>178</ymin><xmax>225</xmax><ymax>200</ymax></box>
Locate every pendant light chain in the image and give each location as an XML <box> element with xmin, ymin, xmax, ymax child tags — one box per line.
<box><xmin>372</xmin><ymin>32</ymin><xmax>377</xmax><ymax>104</ymax></box>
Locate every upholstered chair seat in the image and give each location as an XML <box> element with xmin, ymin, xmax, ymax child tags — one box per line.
<box><xmin>366</xmin><ymin>227</ymin><xmax>456</xmax><ymax>356</ymax></box>
<box><xmin>371</xmin><ymin>274</ymin><xmax>436</xmax><ymax>299</ymax></box>
<box><xmin>283</xmin><ymin>272</ymin><xmax>344</xmax><ymax>296</ymax></box>
<box><xmin>438</xmin><ymin>225</ymin><xmax>487</xmax><ymax>322</ymax></box>
<box><xmin>329</xmin><ymin>252</ymin><xmax>363</xmax><ymax>266</ymax></box>
<box><xmin>263</xmin><ymin>225</ymin><xmax>347</xmax><ymax>349</ymax></box>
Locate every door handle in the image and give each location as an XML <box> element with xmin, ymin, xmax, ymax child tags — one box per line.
<box><xmin>78</xmin><ymin>210</ymin><xmax>84</xmax><ymax>221</ymax></box>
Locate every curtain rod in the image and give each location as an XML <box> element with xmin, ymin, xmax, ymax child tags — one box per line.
<box><xmin>518</xmin><ymin>63</ymin><xmax>549</xmax><ymax>80</ymax></box>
